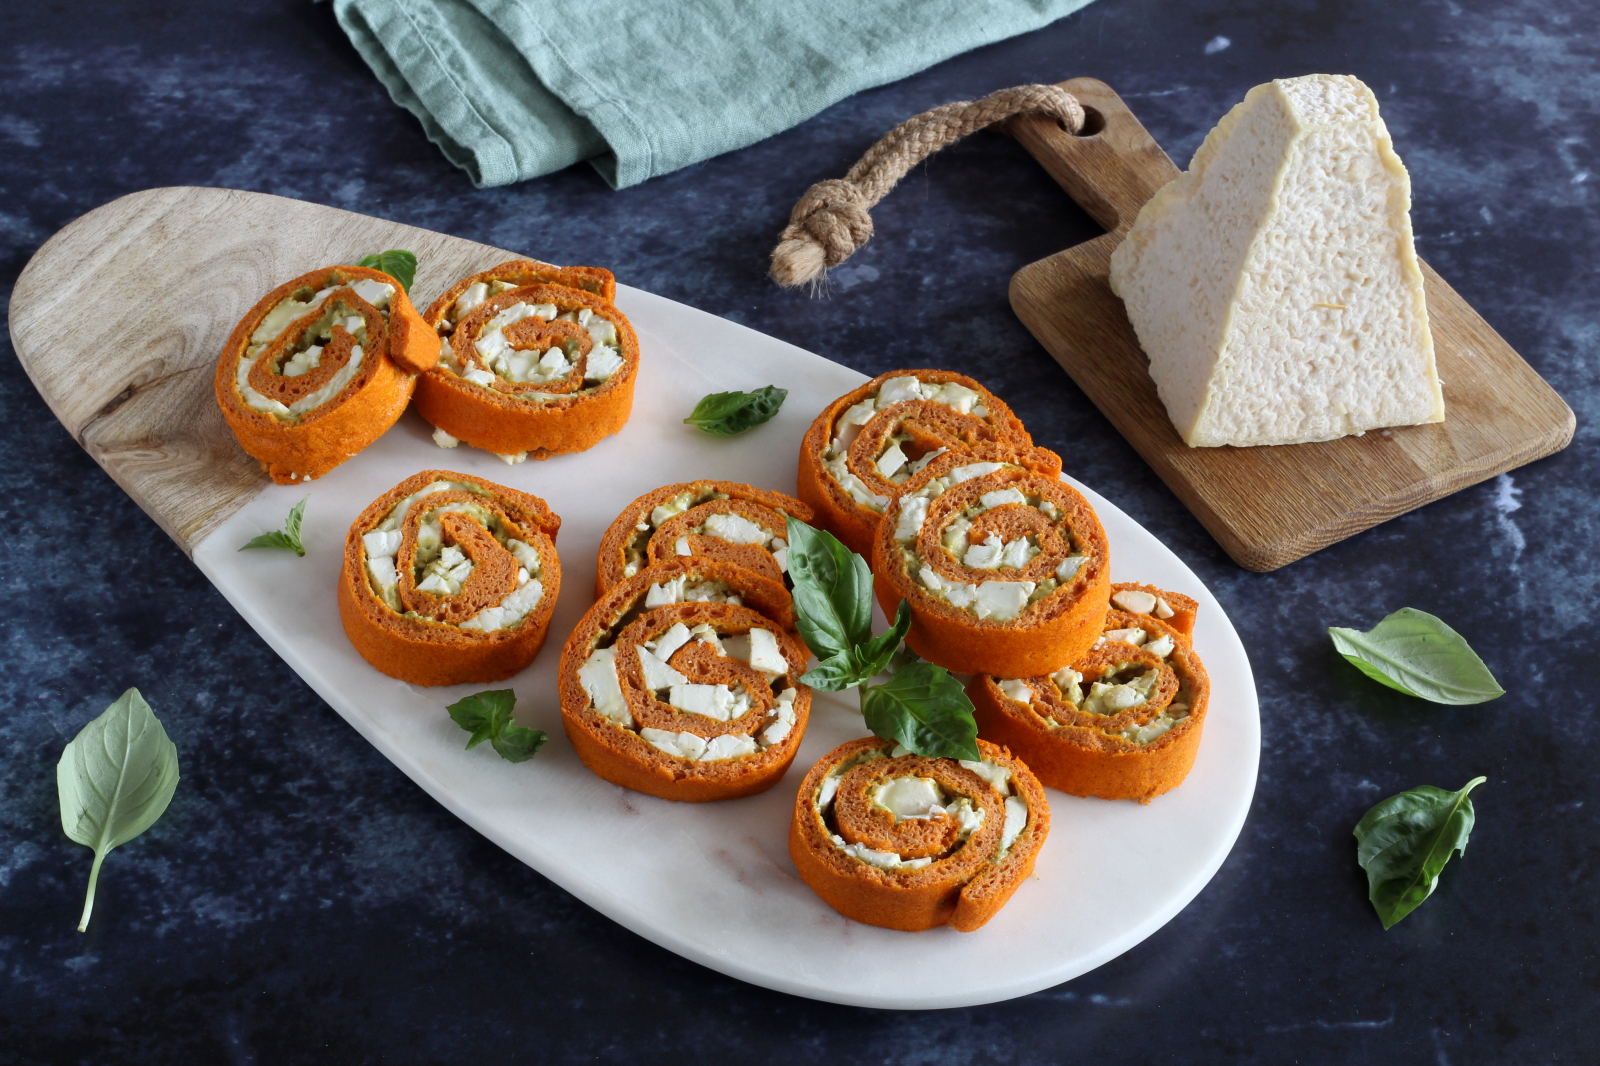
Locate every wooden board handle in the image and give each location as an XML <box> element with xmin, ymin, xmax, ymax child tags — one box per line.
<box><xmin>1008</xmin><ymin>78</ymin><xmax>1182</xmax><ymax>237</ymax></box>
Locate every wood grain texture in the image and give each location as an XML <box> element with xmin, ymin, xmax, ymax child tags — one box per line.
<box><xmin>1008</xmin><ymin>78</ymin><xmax>1575</xmax><ymax>571</ymax></box>
<box><xmin>9</xmin><ymin>187</ymin><xmax>519</xmax><ymax>555</ymax></box>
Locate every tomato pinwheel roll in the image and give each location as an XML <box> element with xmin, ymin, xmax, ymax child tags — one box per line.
<box><xmin>969</xmin><ymin>603</ymin><xmax>1210</xmax><ymax>803</ymax></box>
<box><xmin>593</xmin><ymin>481</ymin><xmax>814</xmax><ymax>597</ymax></box>
<box><xmin>424</xmin><ymin>259</ymin><xmax>616</xmax><ymax>324</ymax></box>
<box><xmin>559</xmin><ymin>559</ymin><xmax>809</xmax><ymax>802</ymax></box>
<box><xmin>1110</xmin><ymin>582</ymin><xmax>1198</xmax><ymax>640</ymax></box>
<box><xmin>338</xmin><ymin>470</ymin><xmax>562</xmax><ymax>686</ymax></box>
<box><xmin>414</xmin><ymin>275</ymin><xmax>638</xmax><ymax>464</ymax></box>
<box><xmin>215</xmin><ymin>265</ymin><xmax>437</xmax><ymax>484</ymax></box>
<box><xmin>789</xmin><ymin>737</ymin><xmax>1049</xmax><ymax>932</ymax></box>
<box><xmin>871</xmin><ymin>454</ymin><xmax>1111</xmax><ymax>677</ymax></box>
<box><xmin>797</xmin><ymin>370</ymin><xmax>1039</xmax><ymax>557</ymax></box>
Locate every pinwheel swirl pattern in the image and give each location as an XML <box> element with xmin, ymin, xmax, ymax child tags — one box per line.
<box><xmin>215</xmin><ymin>264</ymin><xmax>437</xmax><ymax>484</ymax></box>
<box><xmin>594</xmin><ymin>480</ymin><xmax>813</xmax><ymax>595</ymax></box>
<box><xmin>797</xmin><ymin>370</ymin><xmax>1041</xmax><ymax>556</ymax></box>
<box><xmin>970</xmin><ymin>597</ymin><xmax>1212</xmax><ymax>803</ymax></box>
<box><xmin>560</xmin><ymin>559</ymin><xmax>810</xmax><ymax>802</ymax></box>
<box><xmin>789</xmin><ymin>737</ymin><xmax>1050</xmax><ymax>931</ymax></box>
<box><xmin>872</xmin><ymin>450</ymin><xmax>1111</xmax><ymax>677</ymax></box>
<box><xmin>338</xmin><ymin>470</ymin><xmax>562</xmax><ymax>686</ymax></box>
<box><xmin>416</xmin><ymin>262</ymin><xmax>638</xmax><ymax>463</ymax></box>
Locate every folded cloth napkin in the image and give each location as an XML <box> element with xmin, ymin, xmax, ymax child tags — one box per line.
<box><xmin>330</xmin><ymin>0</ymin><xmax>1097</xmax><ymax>189</ymax></box>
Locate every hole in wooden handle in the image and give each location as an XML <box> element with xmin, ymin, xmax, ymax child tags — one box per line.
<box><xmin>1072</xmin><ymin>106</ymin><xmax>1106</xmax><ymax>137</ymax></box>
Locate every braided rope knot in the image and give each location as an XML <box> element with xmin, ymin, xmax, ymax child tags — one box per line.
<box><xmin>769</xmin><ymin>84</ymin><xmax>1084</xmax><ymax>290</ymax></box>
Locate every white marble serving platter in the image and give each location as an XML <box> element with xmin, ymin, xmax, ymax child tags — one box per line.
<box><xmin>192</xmin><ymin>285</ymin><xmax>1260</xmax><ymax>1010</ymax></box>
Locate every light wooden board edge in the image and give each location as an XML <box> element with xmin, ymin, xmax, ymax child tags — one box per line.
<box><xmin>9</xmin><ymin>187</ymin><xmax>522</xmax><ymax>556</ymax></box>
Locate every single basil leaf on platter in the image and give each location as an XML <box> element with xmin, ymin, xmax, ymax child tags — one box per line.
<box><xmin>1329</xmin><ymin>608</ymin><xmax>1503</xmax><ymax>704</ymax></box>
<box><xmin>57</xmin><ymin>688</ymin><xmax>181</xmax><ymax>932</ymax></box>
<box><xmin>683</xmin><ymin>386</ymin><xmax>787</xmax><ymax>436</ymax></box>
<box><xmin>240</xmin><ymin>496</ymin><xmax>308</xmax><ymax>557</ymax></box>
<box><xmin>447</xmin><ymin>689</ymin><xmax>547</xmax><ymax>763</ymax></box>
<box><xmin>355</xmin><ymin>249</ymin><xmax>418</xmax><ymax>293</ymax></box>
<box><xmin>861</xmin><ymin>661</ymin><xmax>981</xmax><ymax>762</ymax></box>
<box><xmin>1354</xmin><ymin>776</ymin><xmax>1485</xmax><ymax>930</ymax></box>
<box><xmin>784</xmin><ymin>517</ymin><xmax>873</xmax><ymax>659</ymax></box>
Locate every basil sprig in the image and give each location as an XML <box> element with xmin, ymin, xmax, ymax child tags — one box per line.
<box><xmin>356</xmin><ymin>249</ymin><xmax>418</xmax><ymax>293</ymax></box>
<box><xmin>57</xmin><ymin>688</ymin><xmax>181</xmax><ymax>931</ymax></box>
<box><xmin>1354</xmin><ymin>777</ymin><xmax>1486</xmax><ymax>929</ymax></box>
<box><xmin>1329</xmin><ymin>608</ymin><xmax>1503</xmax><ymax>704</ymax></box>
<box><xmin>785</xmin><ymin>517</ymin><xmax>979</xmax><ymax>760</ymax></box>
<box><xmin>447</xmin><ymin>689</ymin><xmax>547</xmax><ymax>762</ymax></box>
<box><xmin>684</xmin><ymin>385</ymin><xmax>788</xmax><ymax>436</ymax></box>
<box><xmin>240</xmin><ymin>497</ymin><xmax>308</xmax><ymax>557</ymax></box>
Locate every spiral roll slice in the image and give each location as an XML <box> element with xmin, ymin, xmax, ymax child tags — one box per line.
<box><xmin>872</xmin><ymin>453</ymin><xmax>1110</xmax><ymax>677</ymax></box>
<box><xmin>1109</xmin><ymin>582</ymin><xmax>1198</xmax><ymax>641</ymax></box>
<box><xmin>970</xmin><ymin>597</ymin><xmax>1210</xmax><ymax>803</ymax></box>
<box><xmin>789</xmin><ymin>737</ymin><xmax>1049</xmax><ymax>932</ymax></box>
<box><xmin>594</xmin><ymin>481</ymin><xmax>814</xmax><ymax>597</ymax></box>
<box><xmin>415</xmin><ymin>271</ymin><xmax>638</xmax><ymax>463</ymax></box>
<box><xmin>215</xmin><ymin>265</ymin><xmax>438</xmax><ymax>484</ymax></box>
<box><xmin>560</xmin><ymin>559</ymin><xmax>808</xmax><ymax>801</ymax></box>
<box><xmin>424</xmin><ymin>260</ymin><xmax>616</xmax><ymax>328</ymax></box>
<box><xmin>338</xmin><ymin>470</ymin><xmax>563</xmax><ymax>686</ymax></box>
<box><xmin>797</xmin><ymin>370</ymin><xmax>1038</xmax><ymax>557</ymax></box>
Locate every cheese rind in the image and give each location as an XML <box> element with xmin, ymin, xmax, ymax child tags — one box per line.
<box><xmin>1108</xmin><ymin>74</ymin><xmax>1444</xmax><ymax>448</ymax></box>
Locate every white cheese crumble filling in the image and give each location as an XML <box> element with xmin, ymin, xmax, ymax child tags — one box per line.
<box><xmin>582</xmin><ymin>622</ymin><xmax>797</xmax><ymax>759</ymax></box>
<box><xmin>998</xmin><ymin>678</ymin><xmax>1034</xmax><ymax>704</ymax></box>
<box><xmin>239</xmin><ymin>279</ymin><xmax>394</xmax><ymax>420</ymax></box>
<box><xmin>819</xmin><ymin>377</ymin><xmax>991</xmax><ymax>513</ymax></box>
<box><xmin>458</xmin><ymin>298</ymin><xmax>625</xmax><ymax>392</ymax></box>
<box><xmin>643</xmin><ymin>575</ymin><xmax>742</xmax><ymax>607</ymax></box>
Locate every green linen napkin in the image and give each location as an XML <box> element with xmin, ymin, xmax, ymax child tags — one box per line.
<box><xmin>330</xmin><ymin>0</ymin><xmax>1098</xmax><ymax>189</ymax></box>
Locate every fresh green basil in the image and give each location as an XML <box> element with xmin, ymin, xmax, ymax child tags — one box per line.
<box><xmin>57</xmin><ymin>688</ymin><xmax>181</xmax><ymax>932</ymax></box>
<box><xmin>1354</xmin><ymin>777</ymin><xmax>1485</xmax><ymax>929</ymax></box>
<box><xmin>1329</xmin><ymin>608</ymin><xmax>1503</xmax><ymax>704</ymax></box>
<box><xmin>784</xmin><ymin>516</ymin><xmax>874</xmax><ymax>661</ymax></box>
<box><xmin>447</xmin><ymin>689</ymin><xmax>547</xmax><ymax>763</ymax></box>
<box><xmin>240</xmin><ymin>496</ymin><xmax>308</xmax><ymax>557</ymax></box>
<box><xmin>783</xmin><ymin>517</ymin><xmax>978</xmax><ymax>759</ymax></box>
<box><xmin>683</xmin><ymin>385</ymin><xmax>788</xmax><ymax>436</ymax></box>
<box><xmin>801</xmin><ymin>601</ymin><xmax>912</xmax><ymax>691</ymax></box>
<box><xmin>356</xmin><ymin>249</ymin><xmax>418</xmax><ymax>294</ymax></box>
<box><xmin>861</xmin><ymin>661</ymin><xmax>981</xmax><ymax>762</ymax></box>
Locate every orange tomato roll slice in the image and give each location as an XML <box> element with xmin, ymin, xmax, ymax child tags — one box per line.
<box><xmin>789</xmin><ymin>737</ymin><xmax>1050</xmax><ymax>932</ymax></box>
<box><xmin>871</xmin><ymin>453</ymin><xmax>1111</xmax><ymax>677</ymax></box>
<box><xmin>796</xmin><ymin>370</ymin><xmax>1038</xmax><ymax>557</ymax></box>
<box><xmin>593</xmin><ymin>481</ymin><xmax>814</xmax><ymax>597</ymax></box>
<box><xmin>338</xmin><ymin>470</ymin><xmax>562</xmax><ymax>686</ymax></box>
<box><xmin>414</xmin><ymin>268</ymin><xmax>638</xmax><ymax>463</ymax></box>
<box><xmin>559</xmin><ymin>559</ymin><xmax>809</xmax><ymax>802</ymax></box>
<box><xmin>214</xmin><ymin>264</ymin><xmax>438</xmax><ymax>484</ymax></box>
<box><xmin>970</xmin><ymin>598</ymin><xmax>1210</xmax><ymax>803</ymax></box>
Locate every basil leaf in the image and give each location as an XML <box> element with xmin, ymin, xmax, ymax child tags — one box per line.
<box><xmin>784</xmin><ymin>516</ymin><xmax>873</xmax><ymax>659</ymax></box>
<box><xmin>355</xmin><ymin>249</ymin><xmax>418</xmax><ymax>293</ymax></box>
<box><xmin>861</xmin><ymin>661</ymin><xmax>981</xmax><ymax>761</ymax></box>
<box><xmin>854</xmin><ymin>599</ymin><xmax>912</xmax><ymax>678</ymax></box>
<box><xmin>447</xmin><ymin>689</ymin><xmax>547</xmax><ymax>763</ymax></box>
<box><xmin>1329</xmin><ymin>608</ymin><xmax>1503</xmax><ymax>704</ymax></box>
<box><xmin>240</xmin><ymin>496</ymin><xmax>308</xmax><ymax>557</ymax></box>
<box><xmin>1354</xmin><ymin>777</ymin><xmax>1485</xmax><ymax>929</ymax></box>
<box><xmin>799</xmin><ymin>602</ymin><xmax>913</xmax><ymax>690</ymax></box>
<box><xmin>57</xmin><ymin>688</ymin><xmax>181</xmax><ymax>932</ymax></box>
<box><xmin>684</xmin><ymin>386</ymin><xmax>788</xmax><ymax>436</ymax></box>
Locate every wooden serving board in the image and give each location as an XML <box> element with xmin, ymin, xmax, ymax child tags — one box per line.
<box><xmin>8</xmin><ymin>187</ymin><xmax>528</xmax><ymax>554</ymax></box>
<box><xmin>1007</xmin><ymin>79</ymin><xmax>1575</xmax><ymax>571</ymax></box>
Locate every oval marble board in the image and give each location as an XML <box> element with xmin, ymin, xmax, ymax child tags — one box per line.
<box><xmin>11</xmin><ymin>188</ymin><xmax>1259</xmax><ymax>1008</ymax></box>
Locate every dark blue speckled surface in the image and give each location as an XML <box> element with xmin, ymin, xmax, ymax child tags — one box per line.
<box><xmin>2</xmin><ymin>1</ymin><xmax>1596</xmax><ymax>1062</ymax></box>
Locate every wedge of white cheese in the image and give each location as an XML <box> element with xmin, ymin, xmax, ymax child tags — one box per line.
<box><xmin>1108</xmin><ymin>73</ymin><xmax>1444</xmax><ymax>448</ymax></box>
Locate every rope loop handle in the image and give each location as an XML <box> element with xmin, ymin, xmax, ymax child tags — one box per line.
<box><xmin>769</xmin><ymin>84</ymin><xmax>1084</xmax><ymax>289</ymax></box>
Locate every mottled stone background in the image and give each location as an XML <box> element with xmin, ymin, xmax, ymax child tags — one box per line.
<box><xmin>1</xmin><ymin>0</ymin><xmax>1595</xmax><ymax>1062</ymax></box>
